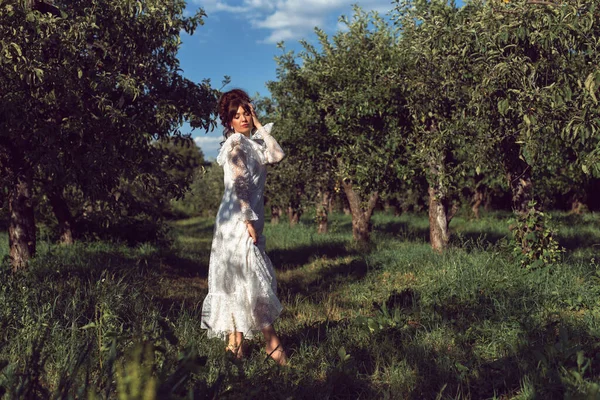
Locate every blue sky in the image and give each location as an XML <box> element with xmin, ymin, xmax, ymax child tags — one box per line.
<box><xmin>180</xmin><ymin>0</ymin><xmax>463</xmax><ymax>159</ymax></box>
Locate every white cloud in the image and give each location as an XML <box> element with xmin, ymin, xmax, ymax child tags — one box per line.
<box><xmin>194</xmin><ymin>135</ymin><xmax>223</xmax><ymax>157</ymax></box>
<box><xmin>192</xmin><ymin>0</ymin><xmax>254</xmax><ymax>13</ymax></box>
<box><xmin>191</xmin><ymin>0</ymin><xmax>395</xmax><ymax>43</ymax></box>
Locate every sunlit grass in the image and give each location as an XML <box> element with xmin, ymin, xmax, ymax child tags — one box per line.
<box><xmin>1</xmin><ymin>211</ymin><xmax>600</xmax><ymax>398</ymax></box>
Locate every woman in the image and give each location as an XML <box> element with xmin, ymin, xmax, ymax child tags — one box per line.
<box><xmin>201</xmin><ymin>89</ymin><xmax>287</xmax><ymax>365</ymax></box>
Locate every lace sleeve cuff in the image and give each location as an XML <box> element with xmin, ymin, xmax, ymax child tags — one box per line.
<box><xmin>240</xmin><ymin>207</ymin><xmax>259</xmax><ymax>222</ymax></box>
<box><xmin>254</xmin><ymin>123</ymin><xmax>274</xmax><ymax>137</ymax></box>
<box><xmin>253</xmin><ymin>123</ymin><xmax>285</xmax><ymax>164</ymax></box>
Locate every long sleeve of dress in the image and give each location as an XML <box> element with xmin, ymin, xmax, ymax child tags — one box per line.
<box><xmin>253</xmin><ymin>123</ymin><xmax>285</xmax><ymax>164</ymax></box>
<box><xmin>228</xmin><ymin>141</ymin><xmax>259</xmax><ymax>222</ymax></box>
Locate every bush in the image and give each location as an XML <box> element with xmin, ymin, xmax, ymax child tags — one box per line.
<box><xmin>170</xmin><ymin>162</ymin><xmax>224</xmax><ymax>219</ymax></box>
<box><xmin>510</xmin><ymin>201</ymin><xmax>564</xmax><ymax>269</ymax></box>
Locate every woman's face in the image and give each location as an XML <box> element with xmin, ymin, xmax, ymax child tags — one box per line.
<box><xmin>231</xmin><ymin>106</ymin><xmax>253</xmax><ymax>136</ymax></box>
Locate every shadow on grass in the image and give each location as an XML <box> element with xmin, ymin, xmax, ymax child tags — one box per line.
<box><xmin>383</xmin><ymin>288</ymin><xmax>421</xmax><ymax>312</ymax></box>
<box><xmin>283</xmin><ymin>320</ymin><xmax>342</xmax><ymax>349</ymax></box>
<box><xmin>367</xmin><ymin>286</ymin><xmax>600</xmax><ymax>399</ymax></box>
<box><xmin>170</xmin><ymin>221</ymin><xmax>215</xmax><ymax>238</ymax></box>
<box><xmin>269</xmin><ymin>241</ymin><xmax>357</xmax><ymax>271</ymax></box>
<box><xmin>227</xmin><ymin>319</ymin><xmax>378</xmax><ymax>399</ymax></box>
<box><xmin>278</xmin><ymin>258</ymin><xmax>369</xmax><ymax>298</ymax></box>
<box><xmin>450</xmin><ymin>230</ymin><xmax>508</xmax><ymax>249</ymax></box>
<box><xmin>214</xmin><ymin>360</ymin><xmax>377</xmax><ymax>400</ymax></box>
<box><xmin>373</xmin><ymin>220</ymin><xmax>430</xmax><ymax>243</ymax></box>
<box><xmin>558</xmin><ymin>232</ymin><xmax>600</xmax><ymax>252</ymax></box>
<box><xmin>161</xmin><ymin>252</ymin><xmax>208</xmax><ymax>279</ymax></box>
<box><xmin>374</xmin><ymin>219</ymin><xmax>509</xmax><ymax>251</ymax></box>
<box><xmin>30</xmin><ymin>246</ymin><xmax>152</xmax><ymax>282</ymax></box>
<box><xmin>398</xmin><ymin>320</ymin><xmax>599</xmax><ymax>399</ymax></box>
<box><xmin>552</xmin><ymin>213</ymin><xmax>600</xmax><ymax>226</ymax></box>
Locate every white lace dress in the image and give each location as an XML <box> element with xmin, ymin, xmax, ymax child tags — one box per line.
<box><xmin>201</xmin><ymin>123</ymin><xmax>285</xmax><ymax>340</ymax></box>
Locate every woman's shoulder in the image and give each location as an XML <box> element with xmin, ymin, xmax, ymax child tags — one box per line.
<box><xmin>216</xmin><ymin>133</ymin><xmax>251</xmax><ymax>165</ymax></box>
<box><xmin>225</xmin><ymin>132</ymin><xmax>247</xmax><ymax>145</ymax></box>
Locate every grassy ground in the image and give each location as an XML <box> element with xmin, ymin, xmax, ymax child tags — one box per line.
<box><xmin>1</xmin><ymin>211</ymin><xmax>600</xmax><ymax>399</ymax></box>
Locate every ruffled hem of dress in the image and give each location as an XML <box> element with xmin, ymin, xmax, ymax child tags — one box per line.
<box><xmin>200</xmin><ymin>292</ymin><xmax>283</xmax><ymax>341</ymax></box>
<box><xmin>202</xmin><ymin>318</ymin><xmax>282</xmax><ymax>341</ymax></box>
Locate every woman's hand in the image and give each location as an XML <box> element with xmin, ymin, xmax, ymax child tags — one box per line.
<box><xmin>246</xmin><ymin>221</ymin><xmax>258</xmax><ymax>245</ymax></box>
<box><xmin>249</xmin><ymin>103</ymin><xmax>262</xmax><ymax>130</ymax></box>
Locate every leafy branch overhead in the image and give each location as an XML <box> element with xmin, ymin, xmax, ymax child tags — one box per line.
<box><xmin>0</xmin><ymin>0</ymin><xmax>218</xmax><ymax>269</ymax></box>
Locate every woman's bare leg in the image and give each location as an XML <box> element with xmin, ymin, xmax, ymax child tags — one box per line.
<box><xmin>261</xmin><ymin>325</ymin><xmax>287</xmax><ymax>365</ymax></box>
<box><xmin>227</xmin><ymin>332</ymin><xmax>244</xmax><ymax>358</ymax></box>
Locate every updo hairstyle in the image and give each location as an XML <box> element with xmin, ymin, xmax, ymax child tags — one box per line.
<box><xmin>218</xmin><ymin>89</ymin><xmax>253</xmax><ymax>138</ymax></box>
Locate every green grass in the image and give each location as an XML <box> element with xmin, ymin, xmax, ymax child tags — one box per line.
<box><xmin>1</xmin><ymin>211</ymin><xmax>600</xmax><ymax>399</ymax></box>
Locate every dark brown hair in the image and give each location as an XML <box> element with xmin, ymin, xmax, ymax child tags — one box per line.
<box><xmin>218</xmin><ymin>89</ymin><xmax>252</xmax><ymax>137</ymax></box>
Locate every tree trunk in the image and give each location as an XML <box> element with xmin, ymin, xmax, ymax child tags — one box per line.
<box><xmin>428</xmin><ymin>185</ymin><xmax>449</xmax><ymax>253</ymax></box>
<box><xmin>503</xmin><ymin>140</ymin><xmax>533</xmax><ymax>214</ymax></box>
<box><xmin>287</xmin><ymin>185</ymin><xmax>303</xmax><ymax>227</ymax></box>
<box><xmin>316</xmin><ymin>190</ymin><xmax>331</xmax><ymax>234</ymax></box>
<box><xmin>317</xmin><ymin>220</ymin><xmax>327</xmax><ymax>234</ymax></box>
<box><xmin>9</xmin><ymin>175</ymin><xmax>36</xmax><ymax>271</ymax></box>
<box><xmin>288</xmin><ymin>206</ymin><xmax>301</xmax><ymax>226</ymax></box>
<box><xmin>271</xmin><ymin>206</ymin><xmax>281</xmax><ymax>225</ymax></box>
<box><xmin>484</xmin><ymin>189</ymin><xmax>492</xmax><ymax>211</ymax></box>
<box><xmin>384</xmin><ymin>199</ymin><xmax>392</xmax><ymax>214</ymax></box>
<box><xmin>48</xmin><ymin>188</ymin><xmax>74</xmax><ymax>245</ymax></box>
<box><xmin>342</xmin><ymin>181</ymin><xmax>378</xmax><ymax>243</ymax></box>
<box><xmin>508</xmin><ymin>173</ymin><xmax>533</xmax><ymax>214</ymax></box>
<box><xmin>384</xmin><ymin>199</ymin><xmax>400</xmax><ymax>216</ymax></box>
<box><xmin>426</xmin><ymin>143</ymin><xmax>453</xmax><ymax>253</ymax></box>
<box><xmin>569</xmin><ymin>197</ymin><xmax>585</xmax><ymax>215</ymax></box>
<box><xmin>471</xmin><ymin>189</ymin><xmax>483</xmax><ymax>219</ymax></box>
<box><xmin>328</xmin><ymin>194</ymin><xmax>334</xmax><ymax>214</ymax></box>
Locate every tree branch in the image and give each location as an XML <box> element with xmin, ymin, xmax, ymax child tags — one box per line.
<box><xmin>527</xmin><ymin>0</ymin><xmax>558</xmax><ymax>5</ymax></box>
<box><xmin>364</xmin><ymin>191</ymin><xmax>379</xmax><ymax>221</ymax></box>
<box><xmin>493</xmin><ymin>0</ymin><xmax>559</xmax><ymax>14</ymax></box>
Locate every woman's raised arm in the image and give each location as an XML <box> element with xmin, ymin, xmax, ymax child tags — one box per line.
<box><xmin>250</xmin><ymin>104</ymin><xmax>285</xmax><ymax>164</ymax></box>
<box><xmin>228</xmin><ymin>140</ymin><xmax>258</xmax><ymax>222</ymax></box>
<box><xmin>255</xmin><ymin>124</ymin><xmax>285</xmax><ymax>164</ymax></box>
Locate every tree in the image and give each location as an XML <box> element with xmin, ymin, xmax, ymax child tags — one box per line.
<box><xmin>461</xmin><ymin>0</ymin><xmax>600</xmax><ymax>209</ymax></box>
<box><xmin>268</xmin><ymin>49</ymin><xmax>332</xmax><ymax>229</ymax></box>
<box><xmin>0</xmin><ymin>0</ymin><xmax>217</xmax><ymax>270</ymax></box>
<box><xmin>170</xmin><ymin>160</ymin><xmax>224</xmax><ymax>218</ymax></box>
<box><xmin>396</xmin><ymin>0</ymin><xmax>482</xmax><ymax>251</ymax></box>
<box><xmin>457</xmin><ymin>0</ymin><xmax>600</xmax><ymax>264</ymax></box>
<box><xmin>280</xmin><ymin>7</ymin><xmax>406</xmax><ymax>243</ymax></box>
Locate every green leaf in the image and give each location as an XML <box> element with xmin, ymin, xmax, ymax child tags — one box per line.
<box><xmin>455</xmin><ymin>362</ymin><xmax>469</xmax><ymax>373</ymax></box>
<box><xmin>10</xmin><ymin>42</ymin><xmax>22</xmax><ymax>57</ymax></box>
<box><xmin>585</xmin><ymin>73</ymin><xmax>598</xmax><ymax>104</ymax></box>
<box><xmin>585</xmin><ymin>73</ymin><xmax>595</xmax><ymax>92</ymax></box>
<box><xmin>338</xmin><ymin>346</ymin><xmax>350</xmax><ymax>361</ymax></box>
<box><xmin>497</xmin><ymin>99</ymin><xmax>509</xmax><ymax>116</ymax></box>
<box><xmin>367</xmin><ymin>318</ymin><xmax>378</xmax><ymax>333</ymax></box>
<box><xmin>33</xmin><ymin>68</ymin><xmax>43</xmax><ymax>82</ymax></box>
